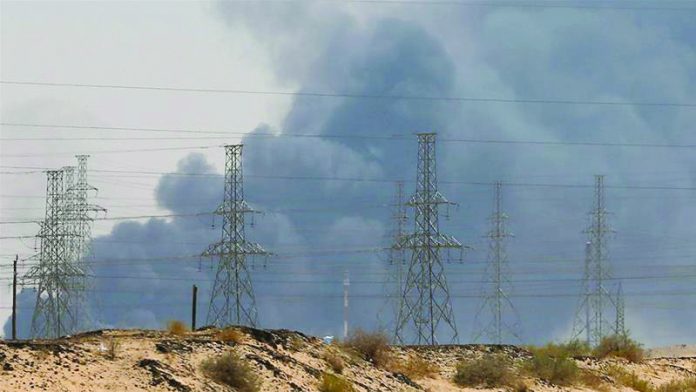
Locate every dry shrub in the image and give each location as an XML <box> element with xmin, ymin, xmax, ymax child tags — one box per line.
<box><xmin>512</xmin><ymin>383</ymin><xmax>530</xmax><ymax>392</ymax></box>
<box><xmin>166</xmin><ymin>320</ymin><xmax>189</xmax><ymax>336</ymax></box>
<box><xmin>323</xmin><ymin>351</ymin><xmax>345</xmax><ymax>374</ymax></box>
<box><xmin>343</xmin><ymin>329</ymin><xmax>392</xmax><ymax>367</ymax></box>
<box><xmin>607</xmin><ymin>365</ymin><xmax>653</xmax><ymax>392</ymax></box>
<box><xmin>525</xmin><ymin>345</ymin><xmax>578</xmax><ymax>386</ymax></box>
<box><xmin>526</xmin><ymin>340</ymin><xmax>591</xmax><ymax>358</ymax></box>
<box><xmin>453</xmin><ymin>354</ymin><xmax>514</xmax><ymax>388</ymax></box>
<box><xmin>105</xmin><ymin>338</ymin><xmax>120</xmax><ymax>360</ymax></box>
<box><xmin>657</xmin><ymin>378</ymin><xmax>696</xmax><ymax>392</ymax></box>
<box><xmin>287</xmin><ymin>335</ymin><xmax>305</xmax><ymax>352</ymax></box>
<box><xmin>200</xmin><ymin>351</ymin><xmax>260</xmax><ymax>392</ymax></box>
<box><xmin>392</xmin><ymin>355</ymin><xmax>439</xmax><ymax>380</ymax></box>
<box><xmin>318</xmin><ymin>372</ymin><xmax>355</xmax><ymax>392</ymax></box>
<box><xmin>594</xmin><ymin>334</ymin><xmax>644</xmax><ymax>363</ymax></box>
<box><xmin>215</xmin><ymin>327</ymin><xmax>243</xmax><ymax>343</ymax></box>
<box><xmin>578</xmin><ymin>369</ymin><xmax>610</xmax><ymax>392</ymax></box>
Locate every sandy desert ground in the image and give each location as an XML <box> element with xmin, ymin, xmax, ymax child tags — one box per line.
<box><xmin>1</xmin><ymin>327</ymin><xmax>695</xmax><ymax>391</ymax></box>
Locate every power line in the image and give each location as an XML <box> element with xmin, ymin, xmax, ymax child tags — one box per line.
<box><xmin>226</xmin><ymin>0</ymin><xmax>696</xmax><ymax>12</ymax></box>
<box><xmin>3</xmin><ymin>122</ymin><xmax>696</xmax><ymax>149</ymax></box>
<box><xmin>2</xmin><ymin>80</ymin><xmax>694</xmax><ymax>107</ymax></box>
<box><xmin>2</xmin><ymin>167</ymin><xmax>694</xmax><ymax>191</ymax></box>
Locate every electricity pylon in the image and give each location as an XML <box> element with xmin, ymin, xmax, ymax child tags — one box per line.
<box><xmin>394</xmin><ymin>132</ymin><xmax>462</xmax><ymax>345</ymax></box>
<box><xmin>69</xmin><ymin>155</ymin><xmax>104</xmax><ymax>330</ymax></box>
<box><xmin>572</xmin><ymin>175</ymin><xmax>616</xmax><ymax>346</ymax></box>
<box><xmin>572</xmin><ymin>241</ymin><xmax>593</xmax><ymax>345</ymax></box>
<box><xmin>204</xmin><ymin>144</ymin><xmax>269</xmax><ymax>327</ymax></box>
<box><xmin>25</xmin><ymin>170</ymin><xmax>85</xmax><ymax>338</ymax></box>
<box><xmin>72</xmin><ymin>155</ymin><xmax>104</xmax><ymax>264</ymax></box>
<box><xmin>615</xmin><ymin>282</ymin><xmax>626</xmax><ymax>337</ymax></box>
<box><xmin>473</xmin><ymin>182</ymin><xmax>522</xmax><ymax>344</ymax></box>
<box><xmin>379</xmin><ymin>182</ymin><xmax>408</xmax><ymax>335</ymax></box>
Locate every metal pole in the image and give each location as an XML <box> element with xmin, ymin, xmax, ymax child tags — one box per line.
<box><xmin>12</xmin><ymin>255</ymin><xmax>18</xmax><ymax>340</ymax></box>
<box><xmin>192</xmin><ymin>284</ymin><xmax>198</xmax><ymax>331</ymax></box>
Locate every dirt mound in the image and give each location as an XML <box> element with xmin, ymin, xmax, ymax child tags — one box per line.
<box><xmin>1</xmin><ymin>328</ymin><xmax>695</xmax><ymax>391</ymax></box>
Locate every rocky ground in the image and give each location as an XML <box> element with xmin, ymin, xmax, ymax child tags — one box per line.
<box><xmin>0</xmin><ymin>327</ymin><xmax>695</xmax><ymax>391</ymax></box>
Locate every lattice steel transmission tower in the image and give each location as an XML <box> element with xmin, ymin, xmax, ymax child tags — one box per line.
<box><xmin>69</xmin><ymin>155</ymin><xmax>104</xmax><ymax>329</ymax></box>
<box><xmin>615</xmin><ymin>282</ymin><xmax>626</xmax><ymax>337</ymax></box>
<box><xmin>572</xmin><ymin>241</ymin><xmax>593</xmax><ymax>345</ymax></box>
<box><xmin>72</xmin><ymin>155</ymin><xmax>104</xmax><ymax>264</ymax></box>
<box><xmin>473</xmin><ymin>182</ymin><xmax>521</xmax><ymax>344</ymax></box>
<box><xmin>24</xmin><ymin>170</ymin><xmax>85</xmax><ymax>338</ymax></box>
<box><xmin>380</xmin><ymin>182</ymin><xmax>408</xmax><ymax>334</ymax></box>
<box><xmin>388</xmin><ymin>181</ymin><xmax>408</xmax><ymax>297</ymax></box>
<box><xmin>204</xmin><ymin>144</ymin><xmax>269</xmax><ymax>327</ymax></box>
<box><xmin>572</xmin><ymin>175</ymin><xmax>616</xmax><ymax>346</ymax></box>
<box><xmin>394</xmin><ymin>132</ymin><xmax>462</xmax><ymax>345</ymax></box>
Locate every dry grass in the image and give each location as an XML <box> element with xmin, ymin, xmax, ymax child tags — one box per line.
<box><xmin>525</xmin><ymin>344</ymin><xmax>579</xmax><ymax>386</ymax></box>
<box><xmin>594</xmin><ymin>334</ymin><xmax>644</xmax><ymax>363</ymax></box>
<box><xmin>391</xmin><ymin>355</ymin><xmax>439</xmax><ymax>380</ymax></box>
<box><xmin>287</xmin><ymin>335</ymin><xmax>305</xmax><ymax>352</ymax></box>
<box><xmin>105</xmin><ymin>338</ymin><xmax>120</xmax><ymax>360</ymax></box>
<box><xmin>215</xmin><ymin>327</ymin><xmax>244</xmax><ymax>343</ymax></box>
<box><xmin>166</xmin><ymin>320</ymin><xmax>189</xmax><ymax>336</ymax></box>
<box><xmin>607</xmin><ymin>365</ymin><xmax>653</xmax><ymax>392</ymax></box>
<box><xmin>578</xmin><ymin>369</ymin><xmax>611</xmax><ymax>392</ymax></box>
<box><xmin>608</xmin><ymin>366</ymin><xmax>696</xmax><ymax>392</ymax></box>
<box><xmin>656</xmin><ymin>378</ymin><xmax>696</xmax><ymax>392</ymax></box>
<box><xmin>200</xmin><ymin>351</ymin><xmax>260</xmax><ymax>392</ymax></box>
<box><xmin>342</xmin><ymin>329</ymin><xmax>392</xmax><ymax>368</ymax></box>
<box><xmin>323</xmin><ymin>350</ymin><xmax>345</xmax><ymax>374</ymax></box>
<box><xmin>318</xmin><ymin>372</ymin><xmax>355</xmax><ymax>392</ymax></box>
<box><xmin>453</xmin><ymin>354</ymin><xmax>515</xmax><ymax>388</ymax></box>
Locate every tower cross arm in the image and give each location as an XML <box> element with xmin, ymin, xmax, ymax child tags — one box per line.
<box><xmin>394</xmin><ymin>233</ymin><xmax>463</xmax><ymax>249</ymax></box>
<box><xmin>202</xmin><ymin>241</ymin><xmax>270</xmax><ymax>257</ymax></box>
<box><xmin>406</xmin><ymin>191</ymin><xmax>456</xmax><ymax>206</ymax></box>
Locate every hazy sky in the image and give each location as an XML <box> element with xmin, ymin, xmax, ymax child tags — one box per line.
<box><xmin>1</xmin><ymin>1</ymin><xmax>695</xmax><ymax>346</ymax></box>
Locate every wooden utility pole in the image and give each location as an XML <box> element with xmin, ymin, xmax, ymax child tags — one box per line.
<box><xmin>191</xmin><ymin>284</ymin><xmax>198</xmax><ymax>331</ymax></box>
<box><xmin>12</xmin><ymin>255</ymin><xmax>18</xmax><ymax>340</ymax></box>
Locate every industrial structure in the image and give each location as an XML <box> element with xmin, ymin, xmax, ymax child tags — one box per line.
<box><xmin>472</xmin><ymin>181</ymin><xmax>522</xmax><ymax>344</ymax></box>
<box><xmin>23</xmin><ymin>156</ymin><xmax>102</xmax><ymax>338</ymax></box>
<box><xmin>203</xmin><ymin>144</ymin><xmax>270</xmax><ymax>327</ymax></box>
<box><xmin>394</xmin><ymin>132</ymin><xmax>463</xmax><ymax>345</ymax></box>
<box><xmin>572</xmin><ymin>175</ymin><xmax>618</xmax><ymax>346</ymax></box>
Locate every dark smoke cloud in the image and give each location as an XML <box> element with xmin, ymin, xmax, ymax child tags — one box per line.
<box><xmin>6</xmin><ymin>3</ymin><xmax>695</xmax><ymax>345</ymax></box>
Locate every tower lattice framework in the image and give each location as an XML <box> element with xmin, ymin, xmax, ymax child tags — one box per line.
<box><xmin>394</xmin><ymin>132</ymin><xmax>462</xmax><ymax>345</ymax></box>
<box><xmin>72</xmin><ymin>155</ymin><xmax>104</xmax><ymax>264</ymax></box>
<box><xmin>25</xmin><ymin>170</ymin><xmax>85</xmax><ymax>338</ymax></box>
<box><xmin>473</xmin><ymin>182</ymin><xmax>522</xmax><ymax>344</ymax></box>
<box><xmin>615</xmin><ymin>282</ymin><xmax>626</xmax><ymax>338</ymax></box>
<box><xmin>572</xmin><ymin>175</ymin><xmax>616</xmax><ymax>346</ymax></box>
<box><xmin>204</xmin><ymin>144</ymin><xmax>269</xmax><ymax>327</ymax></box>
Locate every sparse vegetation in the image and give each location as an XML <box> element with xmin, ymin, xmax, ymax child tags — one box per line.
<box><xmin>287</xmin><ymin>335</ymin><xmax>305</xmax><ymax>351</ymax></box>
<box><xmin>105</xmin><ymin>338</ymin><xmax>120</xmax><ymax>360</ymax></box>
<box><xmin>323</xmin><ymin>350</ymin><xmax>345</xmax><ymax>374</ymax></box>
<box><xmin>578</xmin><ymin>369</ymin><xmax>611</xmax><ymax>391</ymax></box>
<box><xmin>657</xmin><ymin>378</ymin><xmax>696</xmax><ymax>392</ymax></box>
<box><xmin>342</xmin><ymin>329</ymin><xmax>392</xmax><ymax>367</ymax></box>
<box><xmin>166</xmin><ymin>320</ymin><xmax>189</xmax><ymax>336</ymax></box>
<box><xmin>525</xmin><ymin>343</ymin><xmax>579</xmax><ymax>385</ymax></box>
<box><xmin>607</xmin><ymin>366</ymin><xmax>696</xmax><ymax>392</ymax></box>
<box><xmin>318</xmin><ymin>372</ymin><xmax>355</xmax><ymax>392</ymax></box>
<box><xmin>215</xmin><ymin>327</ymin><xmax>244</xmax><ymax>343</ymax></box>
<box><xmin>200</xmin><ymin>351</ymin><xmax>260</xmax><ymax>392</ymax></box>
<box><xmin>594</xmin><ymin>334</ymin><xmax>644</xmax><ymax>363</ymax></box>
<box><xmin>391</xmin><ymin>354</ymin><xmax>439</xmax><ymax>379</ymax></box>
<box><xmin>607</xmin><ymin>365</ymin><xmax>653</xmax><ymax>392</ymax></box>
<box><xmin>453</xmin><ymin>354</ymin><xmax>514</xmax><ymax>388</ymax></box>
